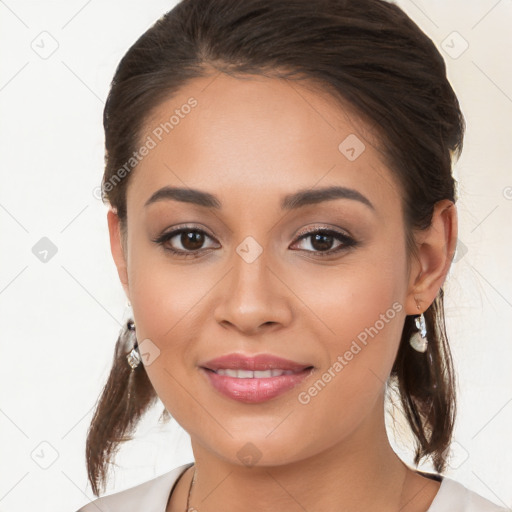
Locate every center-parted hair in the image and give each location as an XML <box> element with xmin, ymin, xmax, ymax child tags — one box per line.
<box><xmin>87</xmin><ymin>0</ymin><xmax>465</xmax><ymax>496</ymax></box>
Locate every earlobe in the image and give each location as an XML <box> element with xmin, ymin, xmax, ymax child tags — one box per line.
<box><xmin>405</xmin><ymin>200</ymin><xmax>458</xmax><ymax>314</ymax></box>
<box><xmin>107</xmin><ymin>208</ymin><xmax>130</xmax><ymax>299</ymax></box>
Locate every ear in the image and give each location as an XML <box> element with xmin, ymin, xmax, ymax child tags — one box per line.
<box><xmin>405</xmin><ymin>199</ymin><xmax>458</xmax><ymax>315</ymax></box>
<box><xmin>107</xmin><ymin>208</ymin><xmax>131</xmax><ymax>301</ymax></box>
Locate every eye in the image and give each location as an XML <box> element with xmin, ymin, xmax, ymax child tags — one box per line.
<box><xmin>152</xmin><ymin>226</ymin><xmax>219</xmax><ymax>258</ymax></box>
<box><xmin>290</xmin><ymin>227</ymin><xmax>357</xmax><ymax>257</ymax></box>
<box><xmin>153</xmin><ymin>225</ymin><xmax>357</xmax><ymax>259</ymax></box>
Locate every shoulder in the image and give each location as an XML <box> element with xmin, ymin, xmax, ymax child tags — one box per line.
<box><xmin>74</xmin><ymin>462</ymin><xmax>194</xmax><ymax>512</ymax></box>
<box><xmin>429</xmin><ymin>476</ymin><xmax>509</xmax><ymax>512</ymax></box>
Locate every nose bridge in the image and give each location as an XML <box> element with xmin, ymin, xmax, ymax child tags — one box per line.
<box><xmin>214</xmin><ymin>235</ymin><xmax>292</xmax><ymax>333</ymax></box>
<box><xmin>232</xmin><ymin>240</ymin><xmax>271</xmax><ymax>300</ymax></box>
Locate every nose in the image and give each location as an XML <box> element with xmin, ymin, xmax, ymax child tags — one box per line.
<box><xmin>213</xmin><ymin>246</ymin><xmax>293</xmax><ymax>336</ymax></box>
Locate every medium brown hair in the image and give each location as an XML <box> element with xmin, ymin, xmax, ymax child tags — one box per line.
<box><xmin>87</xmin><ymin>0</ymin><xmax>465</xmax><ymax>496</ymax></box>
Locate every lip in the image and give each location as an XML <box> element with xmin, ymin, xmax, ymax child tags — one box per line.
<box><xmin>199</xmin><ymin>353</ymin><xmax>315</xmax><ymax>403</ymax></box>
<box><xmin>200</xmin><ymin>353</ymin><xmax>313</xmax><ymax>372</ymax></box>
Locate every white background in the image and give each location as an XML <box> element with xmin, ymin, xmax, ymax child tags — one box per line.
<box><xmin>0</xmin><ymin>1</ymin><xmax>511</xmax><ymax>510</ymax></box>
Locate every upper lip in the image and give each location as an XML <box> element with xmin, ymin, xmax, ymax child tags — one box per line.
<box><xmin>200</xmin><ymin>353</ymin><xmax>313</xmax><ymax>372</ymax></box>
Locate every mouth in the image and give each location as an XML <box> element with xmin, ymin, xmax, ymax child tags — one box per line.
<box><xmin>199</xmin><ymin>353</ymin><xmax>315</xmax><ymax>403</ymax></box>
<box><xmin>207</xmin><ymin>368</ymin><xmax>302</xmax><ymax>378</ymax></box>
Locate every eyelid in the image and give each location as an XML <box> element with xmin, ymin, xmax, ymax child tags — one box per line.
<box><xmin>154</xmin><ymin>223</ymin><xmax>217</xmax><ymax>241</ymax></box>
<box><xmin>293</xmin><ymin>224</ymin><xmax>353</xmax><ymax>240</ymax></box>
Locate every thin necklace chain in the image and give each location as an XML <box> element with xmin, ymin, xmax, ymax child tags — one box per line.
<box><xmin>185</xmin><ymin>464</ymin><xmax>410</xmax><ymax>512</ymax></box>
<box><xmin>185</xmin><ymin>465</ymin><xmax>195</xmax><ymax>512</ymax></box>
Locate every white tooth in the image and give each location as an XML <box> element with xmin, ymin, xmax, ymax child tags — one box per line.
<box><xmin>237</xmin><ymin>370</ymin><xmax>254</xmax><ymax>378</ymax></box>
<box><xmin>254</xmin><ymin>370</ymin><xmax>273</xmax><ymax>378</ymax></box>
<box><xmin>214</xmin><ymin>368</ymin><xmax>297</xmax><ymax>378</ymax></box>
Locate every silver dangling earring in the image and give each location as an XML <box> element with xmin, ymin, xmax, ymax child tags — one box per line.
<box><xmin>126</xmin><ymin>319</ymin><xmax>142</xmax><ymax>369</ymax></box>
<box><xmin>409</xmin><ymin>301</ymin><xmax>428</xmax><ymax>353</ymax></box>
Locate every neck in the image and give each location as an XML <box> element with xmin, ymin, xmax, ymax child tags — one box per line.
<box><xmin>168</xmin><ymin>395</ymin><xmax>435</xmax><ymax>512</ymax></box>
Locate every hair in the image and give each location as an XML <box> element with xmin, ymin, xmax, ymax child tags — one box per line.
<box><xmin>86</xmin><ymin>0</ymin><xmax>465</xmax><ymax>497</ymax></box>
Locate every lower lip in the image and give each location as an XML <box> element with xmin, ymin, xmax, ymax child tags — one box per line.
<box><xmin>200</xmin><ymin>367</ymin><xmax>313</xmax><ymax>403</ymax></box>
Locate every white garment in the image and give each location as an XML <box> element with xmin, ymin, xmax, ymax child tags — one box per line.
<box><xmin>75</xmin><ymin>462</ymin><xmax>509</xmax><ymax>512</ymax></box>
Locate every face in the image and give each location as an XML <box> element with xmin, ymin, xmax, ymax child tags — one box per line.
<box><xmin>111</xmin><ymin>72</ymin><xmax>420</xmax><ymax>467</ymax></box>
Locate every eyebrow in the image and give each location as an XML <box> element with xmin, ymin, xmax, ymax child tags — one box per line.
<box><xmin>144</xmin><ymin>185</ymin><xmax>375</xmax><ymax>211</ymax></box>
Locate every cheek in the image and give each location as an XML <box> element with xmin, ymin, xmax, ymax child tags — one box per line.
<box><xmin>290</xmin><ymin>292</ymin><xmax>406</xmax><ymax>456</ymax></box>
<box><xmin>127</xmin><ymin>232</ymin><xmax>209</xmax><ymax>338</ymax></box>
<box><xmin>293</xmin><ymin>242</ymin><xmax>407</xmax><ymax>407</ymax></box>
<box><xmin>127</xmin><ymin>262</ymin><xmax>205</xmax><ymax>426</ymax></box>
<box><xmin>293</xmin><ymin>239</ymin><xmax>407</xmax><ymax>348</ymax></box>
<box><xmin>125</xmin><ymin>245</ymin><xmax>208</xmax><ymax>404</ymax></box>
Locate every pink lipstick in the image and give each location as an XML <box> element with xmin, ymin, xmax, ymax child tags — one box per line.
<box><xmin>200</xmin><ymin>353</ymin><xmax>314</xmax><ymax>403</ymax></box>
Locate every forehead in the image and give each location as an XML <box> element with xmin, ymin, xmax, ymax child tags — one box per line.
<box><xmin>128</xmin><ymin>73</ymin><xmax>402</xmax><ymax>216</ymax></box>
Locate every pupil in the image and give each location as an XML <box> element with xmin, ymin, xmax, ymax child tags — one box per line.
<box><xmin>312</xmin><ymin>233</ymin><xmax>333</xmax><ymax>251</ymax></box>
<box><xmin>182</xmin><ymin>231</ymin><xmax>204</xmax><ymax>250</ymax></box>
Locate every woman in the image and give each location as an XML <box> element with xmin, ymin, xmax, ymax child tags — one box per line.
<box><xmin>76</xmin><ymin>0</ymin><xmax>507</xmax><ymax>510</ymax></box>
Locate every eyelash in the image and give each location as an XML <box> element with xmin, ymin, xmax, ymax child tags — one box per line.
<box><xmin>152</xmin><ymin>225</ymin><xmax>358</xmax><ymax>259</ymax></box>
